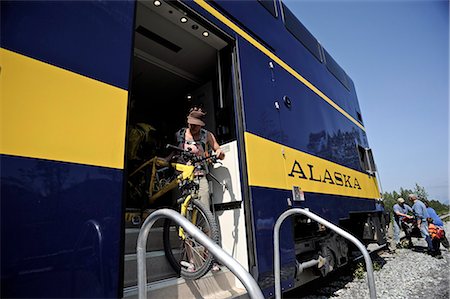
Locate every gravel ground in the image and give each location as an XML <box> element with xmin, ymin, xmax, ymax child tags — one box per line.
<box><xmin>289</xmin><ymin>222</ymin><xmax>450</xmax><ymax>299</ymax></box>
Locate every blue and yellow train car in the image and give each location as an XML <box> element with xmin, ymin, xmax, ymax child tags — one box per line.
<box><xmin>1</xmin><ymin>0</ymin><xmax>382</xmax><ymax>297</ymax></box>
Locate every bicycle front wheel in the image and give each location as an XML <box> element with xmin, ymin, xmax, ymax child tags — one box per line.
<box><xmin>163</xmin><ymin>199</ymin><xmax>219</xmax><ymax>280</ymax></box>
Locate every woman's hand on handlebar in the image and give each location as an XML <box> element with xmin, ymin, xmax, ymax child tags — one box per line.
<box><xmin>215</xmin><ymin>148</ymin><xmax>225</xmax><ymax>160</ymax></box>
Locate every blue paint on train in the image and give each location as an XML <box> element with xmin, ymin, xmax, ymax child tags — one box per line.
<box><xmin>210</xmin><ymin>0</ymin><xmax>284</xmax><ymax>50</ymax></box>
<box><xmin>250</xmin><ymin>187</ymin><xmax>296</xmax><ymax>293</ymax></box>
<box><xmin>294</xmin><ymin>193</ymin><xmax>376</xmax><ymax>225</ymax></box>
<box><xmin>1</xmin><ymin>0</ymin><xmax>135</xmax><ymax>90</ymax></box>
<box><xmin>199</xmin><ymin>0</ymin><xmax>363</xmax><ymax>124</ymax></box>
<box><xmin>1</xmin><ymin>155</ymin><xmax>123</xmax><ymax>298</ymax></box>
<box><xmin>237</xmin><ymin>37</ymin><xmax>368</xmax><ymax>171</ymax></box>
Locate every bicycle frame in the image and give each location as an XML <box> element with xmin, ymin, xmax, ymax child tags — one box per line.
<box><xmin>179</xmin><ymin>194</ymin><xmax>194</xmax><ymax>240</ymax></box>
<box><xmin>129</xmin><ymin>157</ymin><xmax>196</xmax><ymax>204</ymax></box>
<box><xmin>129</xmin><ymin>153</ymin><xmax>208</xmax><ymax>240</ymax></box>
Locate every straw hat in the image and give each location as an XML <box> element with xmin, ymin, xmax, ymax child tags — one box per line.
<box><xmin>187</xmin><ymin>109</ymin><xmax>205</xmax><ymax>126</ymax></box>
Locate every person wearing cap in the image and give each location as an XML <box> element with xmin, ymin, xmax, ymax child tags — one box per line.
<box><xmin>175</xmin><ymin>107</ymin><xmax>225</xmax><ymax>203</ymax></box>
<box><xmin>392</xmin><ymin>197</ymin><xmax>414</xmax><ymax>248</ymax></box>
<box><xmin>408</xmin><ymin>194</ymin><xmax>436</xmax><ymax>256</ymax></box>
<box><xmin>175</xmin><ymin>107</ymin><xmax>225</xmax><ymax>272</ymax></box>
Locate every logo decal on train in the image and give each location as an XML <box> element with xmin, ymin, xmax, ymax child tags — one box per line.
<box><xmin>288</xmin><ymin>160</ymin><xmax>362</xmax><ymax>189</ymax></box>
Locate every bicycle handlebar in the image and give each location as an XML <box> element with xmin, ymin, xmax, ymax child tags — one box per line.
<box><xmin>166</xmin><ymin>144</ymin><xmax>220</xmax><ymax>165</ymax></box>
<box><xmin>166</xmin><ymin>144</ymin><xmax>184</xmax><ymax>152</ymax></box>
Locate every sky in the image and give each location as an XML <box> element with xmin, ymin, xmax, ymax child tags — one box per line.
<box><xmin>283</xmin><ymin>0</ymin><xmax>449</xmax><ymax>203</ymax></box>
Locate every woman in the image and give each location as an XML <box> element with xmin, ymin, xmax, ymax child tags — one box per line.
<box><xmin>175</xmin><ymin>107</ymin><xmax>225</xmax><ymax>208</ymax></box>
<box><xmin>175</xmin><ymin>107</ymin><xmax>224</xmax><ymax>272</ymax></box>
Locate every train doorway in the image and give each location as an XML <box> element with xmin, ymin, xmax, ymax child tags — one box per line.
<box><xmin>123</xmin><ymin>0</ymin><xmax>240</xmax><ymax>294</ymax></box>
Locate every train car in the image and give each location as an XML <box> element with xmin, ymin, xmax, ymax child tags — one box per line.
<box><xmin>1</xmin><ymin>0</ymin><xmax>384</xmax><ymax>298</ymax></box>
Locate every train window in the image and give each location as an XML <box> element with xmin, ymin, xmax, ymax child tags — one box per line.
<box><xmin>357</xmin><ymin>111</ymin><xmax>363</xmax><ymax>123</ymax></box>
<box><xmin>281</xmin><ymin>3</ymin><xmax>321</xmax><ymax>62</ymax></box>
<box><xmin>357</xmin><ymin>145</ymin><xmax>376</xmax><ymax>174</ymax></box>
<box><xmin>323</xmin><ymin>49</ymin><xmax>351</xmax><ymax>91</ymax></box>
<box><xmin>257</xmin><ymin>0</ymin><xmax>277</xmax><ymax>18</ymax></box>
<box><xmin>367</xmin><ymin>148</ymin><xmax>376</xmax><ymax>172</ymax></box>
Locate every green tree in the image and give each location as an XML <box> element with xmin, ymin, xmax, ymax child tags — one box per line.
<box><xmin>414</xmin><ymin>183</ymin><xmax>428</xmax><ymax>201</ymax></box>
<box><xmin>426</xmin><ymin>199</ymin><xmax>450</xmax><ymax>216</ymax></box>
<box><xmin>382</xmin><ymin>184</ymin><xmax>449</xmax><ymax>217</ymax></box>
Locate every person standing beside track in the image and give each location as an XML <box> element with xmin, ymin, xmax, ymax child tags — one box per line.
<box><xmin>393</xmin><ymin>198</ymin><xmax>414</xmax><ymax>249</ymax></box>
<box><xmin>408</xmin><ymin>194</ymin><xmax>436</xmax><ymax>256</ymax></box>
<box><xmin>424</xmin><ymin>201</ymin><xmax>444</xmax><ymax>227</ymax></box>
<box><xmin>424</xmin><ymin>200</ymin><xmax>449</xmax><ymax>249</ymax></box>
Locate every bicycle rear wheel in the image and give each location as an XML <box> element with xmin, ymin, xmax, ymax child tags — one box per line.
<box><xmin>163</xmin><ymin>199</ymin><xmax>219</xmax><ymax>280</ymax></box>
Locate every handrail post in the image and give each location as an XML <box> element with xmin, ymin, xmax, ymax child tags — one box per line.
<box><xmin>274</xmin><ymin>208</ymin><xmax>377</xmax><ymax>299</ymax></box>
<box><xmin>137</xmin><ymin>208</ymin><xmax>264</xmax><ymax>299</ymax></box>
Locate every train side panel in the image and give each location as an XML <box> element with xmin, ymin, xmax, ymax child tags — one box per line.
<box><xmin>1</xmin><ymin>1</ymin><xmax>135</xmax><ymax>297</ymax></box>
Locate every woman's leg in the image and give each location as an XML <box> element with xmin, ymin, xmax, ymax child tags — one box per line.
<box><xmin>198</xmin><ymin>176</ymin><xmax>210</xmax><ymax>209</ymax></box>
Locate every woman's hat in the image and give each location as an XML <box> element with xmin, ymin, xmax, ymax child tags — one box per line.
<box><xmin>187</xmin><ymin>108</ymin><xmax>206</xmax><ymax>126</ymax></box>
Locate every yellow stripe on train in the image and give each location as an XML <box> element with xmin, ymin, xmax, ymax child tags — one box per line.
<box><xmin>245</xmin><ymin>132</ymin><xmax>380</xmax><ymax>199</ymax></box>
<box><xmin>0</xmin><ymin>48</ymin><xmax>128</xmax><ymax>169</ymax></box>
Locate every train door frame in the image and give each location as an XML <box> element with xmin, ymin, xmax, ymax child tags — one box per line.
<box><xmin>122</xmin><ymin>0</ymin><xmax>257</xmax><ymax>289</ymax></box>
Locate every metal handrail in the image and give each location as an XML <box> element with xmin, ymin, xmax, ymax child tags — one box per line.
<box><xmin>137</xmin><ymin>208</ymin><xmax>264</xmax><ymax>299</ymax></box>
<box><xmin>274</xmin><ymin>208</ymin><xmax>377</xmax><ymax>299</ymax></box>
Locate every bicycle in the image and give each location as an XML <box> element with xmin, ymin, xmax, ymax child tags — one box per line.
<box><xmin>128</xmin><ymin>145</ymin><xmax>220</xmax><ymax>280</ymax></box>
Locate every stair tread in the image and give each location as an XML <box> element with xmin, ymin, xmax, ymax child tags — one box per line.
<box><xmin>123</xmin><ymin>269</ymin><xmax>248</xmax><ymax>299</ymax></box>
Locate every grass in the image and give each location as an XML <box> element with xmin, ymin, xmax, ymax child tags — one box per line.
<box><xmin>353</xmin><ymin>261</ymin><xmax>382</xmax><ymax>280</ymax></box>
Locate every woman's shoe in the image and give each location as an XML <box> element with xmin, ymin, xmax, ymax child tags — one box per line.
<box><xmin>211</xmin><ymin>263</ymin><xmax>220</xmax><ymax>272</ymax></box>
<box><xmin>181</xmin><ymin>261</ymin><xmax>195</xmax><ymax>272</ymax></box>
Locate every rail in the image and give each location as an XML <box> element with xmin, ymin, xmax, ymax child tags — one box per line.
<box><xmin>440</xmin><ymin>213</ymin><xmax>450</xmax><ymax>220</ymax></box>
<box><xmin>273</xmin><ymin>208</ymin><xmax>377</xmax><ymax>299</ymax></box>
<box><xmin>137</xmin><ymin>208</ymin><xmax>264</xmax><ymax>299</ymax></box>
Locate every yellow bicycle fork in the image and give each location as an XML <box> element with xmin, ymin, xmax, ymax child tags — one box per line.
<box><xmin>179</xmin><ymin>194</ymin><xmax>198</xmax><ymax>240</ymax></box>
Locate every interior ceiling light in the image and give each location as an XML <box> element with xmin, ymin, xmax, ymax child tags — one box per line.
<box><xmin>186</xmin><ymin>94</ymin><xmax>192</xmax><ymax>100</ymax></box>
<box><xmin>180</xmin><ymin>17</ymin><xmax>188</xmax><ymax>23</ymax></box>
<box><xmin>202</xmin><ymin>31</ymin><xmax>209</xmax><ymax>37</ymax></box>
<box><xmin>191</xmin><ymin>24</ymin><xmax>199</xmax><ymax>30</ymax></box>
<box><xmin>153</xmin><ymin>0</ymin><xmax>161</xmax><ymax>6</ymax></box>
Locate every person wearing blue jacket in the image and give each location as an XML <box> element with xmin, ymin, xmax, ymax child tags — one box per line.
<box><xmin>424</xmin><ymin>201</ymin><xmax>449</xmax><ymax>249</ymax></box>
<box><xmin>408</xmin><ymin>194</ymin><xmax>436</xmax><ymax>255</ymax></box>
<box><xmin>424</xmin><ymin>201</ymin><xmax>444</xmax><ymax>226</ymax></box>
<box><xmin>392</xmin><ymin>198</ymin><xmax>413</xmax><ymax>248</ymax></box>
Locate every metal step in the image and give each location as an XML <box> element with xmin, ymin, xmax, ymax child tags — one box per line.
<box><xmin>122</xmin><ymin>268</ymin><xmax>249</xmax><ymax>299</ymax></box>
<box><xmin>125</xmin><ymin>209</ymin><xmax>165</xmax><ymax>229</ymax></box>
<box><xmin>124</xmin><ymin>227</ymin><xmax>180</xmax><ymax>254</ymax></box>
<box><xmin>123</xmin><ymin>250</ymin><xmax>180</xmax><ymax>287</ymax></box>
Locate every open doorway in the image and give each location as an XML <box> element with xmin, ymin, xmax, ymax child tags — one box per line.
<box><xmin>122</xmin><ymin>1</ymin><xmax>247</xmax><ymax>290</ymax></box>
<box><xmin>124</xmin><ymin>0</ymin><xmax>236</xmax><ymax>220</ymax></box>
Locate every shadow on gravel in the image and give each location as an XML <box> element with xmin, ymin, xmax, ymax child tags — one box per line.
<box><xmin>283</xmin><ymin>266</ymin><xmax>355</xmax><ymax>298</ymax></box>
<box><xmin>371</xmin><ymin>254</ymin><xmax>388</xmax><ymax>268</ymax></box>
<box><xmin>410</xmin><ymin>245</ymin><xmax>428</xmax><ymax>253</ymax></box>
